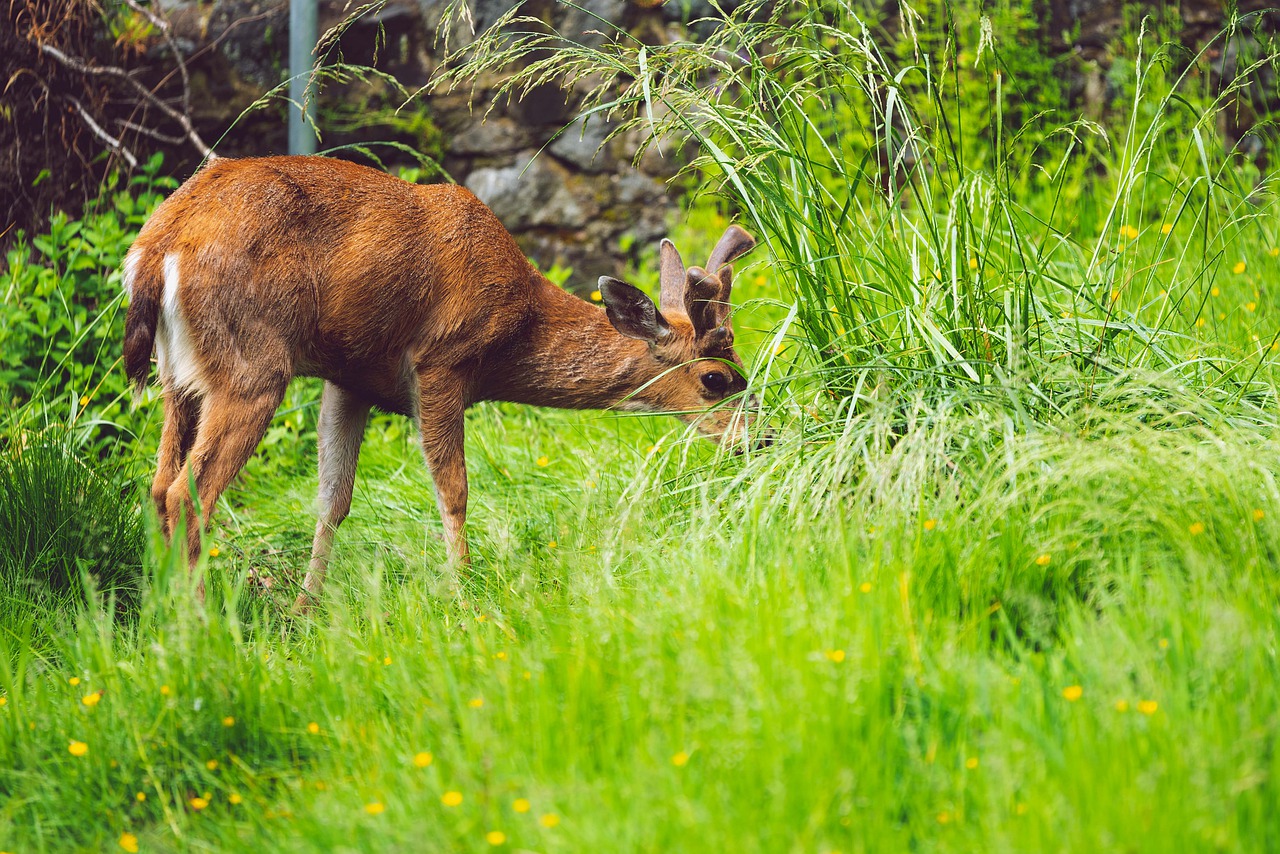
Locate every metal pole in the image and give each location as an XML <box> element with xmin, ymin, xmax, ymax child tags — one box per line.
<box><xmin>288</xmin><ymin>0</ymin><xmax>318</xmax><ymax>155</ymax></box>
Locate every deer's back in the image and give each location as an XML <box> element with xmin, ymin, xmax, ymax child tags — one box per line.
<box><xmin>131</xmin><ymin>156</ymin><xmax>535</xmax><ymax>413</ymax></box>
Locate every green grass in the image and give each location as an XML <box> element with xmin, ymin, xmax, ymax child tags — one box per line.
<box><xmin>5</xmin><ymin>1</ymin><xmax>1280</xmax><ymax>850</ymax></box>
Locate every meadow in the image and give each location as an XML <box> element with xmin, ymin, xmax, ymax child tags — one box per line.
<box><xmin>3</xmin><ymin>2</ymin><xmax>1280</xmax><ymax>850</ymax></box>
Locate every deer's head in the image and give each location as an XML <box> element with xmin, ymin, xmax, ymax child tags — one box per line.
<box><xmin>598</xmin><ymin>225</ymin><xmax>762</xmax><ymax>448</ymax></box>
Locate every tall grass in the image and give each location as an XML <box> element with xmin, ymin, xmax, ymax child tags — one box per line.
<box><xmin>437</xmin><ymin>0</ymin><xmax>1280</xmax><ymax>424</ymax></box>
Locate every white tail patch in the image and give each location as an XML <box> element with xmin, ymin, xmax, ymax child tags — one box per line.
<box><xmin>122</xmin><ymin>249</ymin><xmax>141</xmax><ymax>299</ymax></box>
<box><xmin>156</xmin><ymin>253</ymin><xmax>207</xmax><ymax>395</ymax></box>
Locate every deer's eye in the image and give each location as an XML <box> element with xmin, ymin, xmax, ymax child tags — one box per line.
<box><xmin>700</xmin><ymin>371</ymin><xmax>728</xmax><ymax>396</ymax></box>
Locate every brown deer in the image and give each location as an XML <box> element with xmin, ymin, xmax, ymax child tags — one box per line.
<box><xmin>122</xmin><ymin>155</ymin><xmax>760</xmax><ymax>611</ymax></box>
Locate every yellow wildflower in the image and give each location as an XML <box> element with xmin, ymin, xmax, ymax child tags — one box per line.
<box><xmin>672</xmin><ymin>751</ymin><xmax>689</xmax><ymax>767</ymax></box>
<box><xmin>79</xmin><ymin>396</ymin><xmax>89</xmax><ymax>407</ymax></box>
<box><xmin>965</xmin><ymin>757</ymin><xmax>979</xmax><ymax>769</ymax></box>
<box><xmin>442</xmin><ymin>791</ymin><xmax>463</xmax><ymax>807</ymax></box>
<box><xmin>1035</xmin><ymin>554</ymin><xmax>1051</xmax><ymax>567</ymax></box>
<box><xmin>486</xmin><ymin>831</ymin><xmax>506</xmax><ymax>845</ymax></box>
<box><xmin>590</xmin><ymin>290</ymin><xmax>602</xmax><ymax>302</ymax></box>
<box><xmin>229</xmin><ymin>793</ymin><xmax>243</xmax><ymax>805</ymax></box>
<box><xmin>68</xmin><ymin>740</ymin><xmax>88</xmax><ymax>756</ymax></box>
<box><xmin>825</xmin><ymin>649</ymin><xmax>846</xmax><ymax>663</ymax></box>
<box><xmin>307</xmin><ymin>722</ymin><xmax>320</xmax><ymax>734</ymax></box>
<box><xmin>1138</xmin><ymin>700</ymin><xmax>1158</xmax><ymax>715</ymax></box>
<box><xmin>968</xmin><ymin>257</ymin><xmax>978</xmax><ymax>270</ymax></box>
<box><xmin>69</xmin><ymin>677</ymin><xmax>80</xmax><ymax>687</ymax></box>
<box><xmin>496</xmin><ymin>651</ymin><xmax>507</xmax><ymax>660</ymax></box>
<box><xmin>1270</xmin><ymin>248</ymin><xmax>1280</xmax><ymax>258</ymax></box>
<box><xmin>1189</xmin><ymin>522</ymin><xmax>1205</xmax><ymax>535</ymax></box>
<box><xmin>469</xmin><ymin>697</ymin><xmax>484</xmax><ymax>708</ymax></box>
<box><xmin>222</xmin><ymin>716</ymin><xmax>235</xmax><ymax>727</ymax></box>
<box><xmin>923</xmin><ymin>518</ymin><xmax>937</xmax><ymax>531</ymax></box>
<box><xmin>160</xmin><ymin>685</ymin><xmax>170</xmax><ymax>696</ymax></box>
<box><xmin>1062</xmin><ymin>685</ymin><xmax>1083</xmax><ymax>702</ymax></box>
<box><xmin>858</xmin><ymin>582</ymin><xmax>872</xmax><ymax>593</ymax></box>
<box><xmin>513</xmin><ymin>798</ymin><xmax>531</xmax><ymax>813</ymax></box>
<box><xmin>1247</xmin><ymin>302</ymin><xmax>1257</xmax><ymax>312</ymax></box>
<box><xmin>189</xmin><ymin>797</ymin><xmax>208</xmax><ymax>810</ymax></box>
<box><xmin>365</xmin><ymin>801</ymin><xmax>385</xmax><ymax>815</ymax></box>
<box><xmin>1253</xmin><ymin>508</ymin><xmax>1265</xmax><ymax>522</ymax></box>
<box><xmin>118</xmin><ymin>833</ymin><xmax>139</xmax><ymax>853</ymax></box>
<box><xmin>1210</xmin><ymin>287</ymin><xmax>1220</xmax><ymax>297</ymax></box>
<box><xmin>383</xmin><ymin>656</ymin><xmax>392</xmax><ymax>666</ymax></box>
<box><xmin>413</xmin><ymin>752</ymin><xmax>433</xmax><ymax>768</ymax></box>
<box><xmin>136</xmin><ymin>791</ymin><xmax>146</xmax><ymax>802</ymax></box>
<box><xmin>1115</xmin><ymin>700</ymin><xmax>1129</xmax><ymax>712</ymax></box>
<box><xmin>539</xmin><ymin>813</ymin><xmax>561</xmax><ymax>828</ymax></box>
<box><xmin>1161</xmin><ymin>223</ymin><xmax>1173</xmax><ymax>235</ymax></box>
<box><xmin>536</xmin><ymin>456</ymin><xmax>549</xmax><ymax>467</ymax></box>
<box><xmin>1234</xmin><ymin>261</ymin><xmax>1247</xmax><ymax>274</ymax></box>
<box><xmin>208</xmin><ymin>546</ymin><xmax>220</xmax><ymax>557</ymax></box>
<box><xmin>82</xmin><ymin>692</ymin><xmax>101</xmax><ymax>707</ymax></box>
<box><xmin>206</xmin><ymin>760</ymin><xmax>218</xmax><ymax>771</ymax></box>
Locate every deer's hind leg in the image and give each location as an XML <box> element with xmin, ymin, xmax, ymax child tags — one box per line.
<box><xmin>151</xmin><ymin>388</ymin><xmax>202</xmax><ymax>532</ymax></box>
<box><xmin>164</xmin><ymin>378</ymin><xmax>288</xmax><ymax>584</ymax></box>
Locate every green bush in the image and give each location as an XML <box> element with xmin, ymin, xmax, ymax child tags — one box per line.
<box><xmin>0</xmin><ymin>431</ymin><xmax>144</xmax><ymax>611</ymax></box>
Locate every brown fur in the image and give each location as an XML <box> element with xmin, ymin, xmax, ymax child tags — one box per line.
<box><xmin>122</xmin><ymin>155</ymin><xmax>758</xmax><ymax>610</ymax></box>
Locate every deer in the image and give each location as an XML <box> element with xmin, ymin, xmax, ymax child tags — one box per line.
<box><xmin>121</xmin><ymin>155</ymin><xmax>760</xmax><ymax>613</ymax></box>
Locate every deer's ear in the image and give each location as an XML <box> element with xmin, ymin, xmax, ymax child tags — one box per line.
<box><xmin>599</xmin><ymin>276</ymin><xmax>672</xmax><ymax>343</ymax></box>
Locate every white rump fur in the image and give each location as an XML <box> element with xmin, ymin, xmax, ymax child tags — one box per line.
<box><xmin>121</xmin><ymin>249</ymin><xmax>141</xmax><ymax>299</ymax></box>
<box><xmin>157</xmin><ymin>253</ymin><xmax>207</xmax><ymax>395</ymax></box>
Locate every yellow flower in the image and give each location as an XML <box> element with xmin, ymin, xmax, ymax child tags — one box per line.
<box><xmin>486</xmin><ymin>831</ymin><xmax>506</xmax><ymax>846</ymax></box>
<box><xmin>548</xmin><ymin>540</ymin><xmax>557</xmax><ymax>549</ymax></box>
<box><xmin>135</xmin><ymin>791</ymin><xmax>146</xmax><ymax>802</ymax></box>
<box><xmin>79</xmin><ymin>395</ymin><xmax>89</xmax><ymax>407</ymax></box>
<box><xmin>469</xmin><ymin>697</ymin><xmax>484</xmax><ymax>708</ymax></box>
<box><xmin>68</xmin><ymin>740</ymin><xmax>88</xmax><ymax>756</ymax></box>
<box><xmin>496</xmin><ymin>651</ymin><xmax>508</xmax><ymax>660</ymax></box>
<box><xmin>69</xmin><ymin>677</ymin><xmax>81</xmax><ymax>687</ymax></box>
<box><xmin>536</xmin><ymin>456</ymin><xmax>549</xmax><ymax>467</ymax></box>
<box><xmin>858</xmin><ymin>582</ymin><xmax>872</xmax><ymax>593</ymax></box>
<box><xmin>1158</xmin><ymin>638</ymin><xmax>1169</xmax><ymax>649</ymax></box>
<box><xmin>0</xmin><ymin>696</ymin><xmax>6</xmax><ymax>706</ymax></box>
<box><xmin>824</xmin><ymin>649</ymin><xmax>845</xmax><ymax>663</ymax></box>
<box><xmin>1110</xmin><ymin>289</ymin><xmax>1120</xmax><ymax>302</ymax></box>
<box><xmin>539</xmin><ymin>813</ymin><xmax>561</xmax><ymax>828</ymax></box>
<box><xmin>189</xmin><ymin>797</ymin><xmax>208</xmax><ymax>810</ymax></box>
<box><xmin>160</xmin><ymin>685</ymin><xmax>170</xmax><ymax>696</ymax></box>
<box><xmin>1210</xmin><ymin>287</ymin><xmax>1220</xmax><ymax>297</ymax></box>
<box><xmin>965</xmin><ymin>757</ymin><xmax>978</xmax><ymax>769</ymax></box>
<box><xmin>365</xmin><ymin>801</ymin><xmax>385</xmax><ymax>815</ymax></box>
<box><xmin>1161</xmin><ymin>222</ymin><xmax>1173</xmax><ymax>235</ymax></box>
<box><xmin>513</xmin><ymin>798</ymin><xmax>531</xmax><ymax>813</ymax></box>
<box><xmin>307</xmin><ymin>722</ymin><xmax>320</xmax><ymax>734</ymax></box>
<box><xmin>1189</xmin><ymin>522</ymin><xmax>1205</xmax><ymax>535</ymax></box>
<box><xmin>1195</xmin><ymin>317</ymin><xmax>1206</xmax><ymax>328</ymax></box>
<box><xmin>82</xmin><ymin>692</ymin><xmax>101</xmax><ymax>707</ymax></box>
<box><xmin>937</xmin><ymin>811</ymin><xmax>952</xmax><ymax>824</ymax></box>
<box><xmin>383</xmin><ymin>656</ymin><xmax>392</xmax><ymax>666</ymax></box>
<box><xmin>442</xmin><ymin>791</ymin><xmax>463</xmax><ymax>807</ymax></box>
<box><xmin>1233</xmin><ymin>261</ymin><xmax>1247</xmax><ymax>274</ymax></box>
<box><xmin>413</xmin><ymin>752</ymin><xmax>433</xmax><ymax>768</ymax></box>
<box><xmin>590</xmin><ymin>290</ymin><xmax>602</xmax><ymax>302</ymax></box>
<box><xmin>229</xmin><ymin>792</ymin><xmax>243</xmax><ymax>805</ymax></box>
<box><xmin>1271</xmin><ymin>248</ymin><xmax>1280</xmax><ymax>258</ymax></box>
<box><xmin>208</xmin><ymin>546</ymin><xmax>220</xmax><ymax>557</ymax></box>
<box><xmin>671</xmin><ymin>751</ymin><xmax>689</xmax><ymax>766</ymax></box>
<box><xmin>1253</xmin><ymin>508</ymin><xmax>1265</xmax><ymax>522</ymax></box>
<box><xmin>1115</xmin><ymin>700</ymin><xmax>1129</xmax><ymax>712</ymax></box>
<box><xmin>1120</xmin><ymin>225</ymin><xmax>1139</xmax><ymax>240</ymax></box>
<box><xmin>923</xmin><ymin>518</ymin><xmax>937</xmax><ymax>531</ymax></box>
<box><xmin>1035</xmin><ymin>554</ymin><xmax>1051</xmax><ymax>567</ymax></box>
<box><xmin>206</xmin><ymin>759</ymin><xmax>219</xmax><ymax>771</ymax></box>
<box><xmin>118</xmin><ymin>833</ymin><xmax>139</xmax><ymax>853</ymax></box>
<box><xmin>222</xmin><ymin>716</ymin><xmax>235</xmax><ymax>727</ymax></box>
<box><xmin>1247</xmin><ymin>302</ymin><xmax>1257</xmax><ymax>312</ymax></box>
<box><xmin>968</xmin><ymin>257</ymin><xmax>979</xmax><ymax>270</ymax></box>
<box><xmin>1138</xmin><ymin>700</ymin><xmax>1158</xmax><ymax>715</ymax></box>
<box><xmin>1062</xmin><ymin>685</ymin><xmax>1083</xmax><ymax>702</ymax></box>
<box><xmin>1015</xmin><ymin>802</ymin><xmax>1028</xmax><ymax>815</ymax></box>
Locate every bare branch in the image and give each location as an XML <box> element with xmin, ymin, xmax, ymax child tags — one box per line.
<box><xmin>68</xmin><ymin>96</ymin><xmax>138</xmax><ymax>168</ymax></box>
<box><xmin>40</xmin><ymin>43</ymin><xmax>211</xmax><ymax>157</ymax></box>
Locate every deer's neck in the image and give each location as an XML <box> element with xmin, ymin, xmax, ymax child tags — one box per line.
<box><xmin>483</xmin><ymin>276</ymin><xmax>659</xmax><ymax>411</ymax></box>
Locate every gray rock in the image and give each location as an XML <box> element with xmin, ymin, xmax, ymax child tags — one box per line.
<box><xmin>465</xmin><ymin>153</ymin><xmax>590</xmax><ymax>230</ymax></box>
<box><xmin>549</xmin><ymin>114</ymin><xmax>613</xmax><ymax>172</ymax></box>
<box><xmin>451</xmin><ymin>117</ymin><xmax>534</xmax><ymax>155</ymax></box>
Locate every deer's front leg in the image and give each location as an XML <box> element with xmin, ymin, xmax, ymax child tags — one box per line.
<box><xmin>417</xmin><ymin>382</ymin><xmax>470</xmax><ymax>566</ymax></box>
